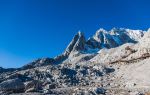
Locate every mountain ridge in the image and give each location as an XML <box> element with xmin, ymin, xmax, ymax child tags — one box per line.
<box><xmin>1</xmin><ymin>28</ymin><xmax>150</xmax><ymax>95</ymax></box>
<box><xmin>0</xmin><ymin>28</ymin><xmax>146</xmax><ymax>69</ymax></box>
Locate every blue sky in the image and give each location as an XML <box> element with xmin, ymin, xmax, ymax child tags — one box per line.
<box><xmin>0</xmin><ymin>0</ymin><xmax>150</xmax><ymax>68</ymax></box>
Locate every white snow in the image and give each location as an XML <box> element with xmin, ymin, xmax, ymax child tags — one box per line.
<box><xmin>125</xmin><ymin>29</ymin><xmax>144</xmax><ymax>41</ymax></box>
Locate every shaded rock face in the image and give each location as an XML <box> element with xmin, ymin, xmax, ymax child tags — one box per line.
<box><xmin>52</xmin><ymin>32</ymin><xmax>86</xmax><ymax>64</ymax></box>
<box><xmin>86</xmin><ymin>37</ymin><xmax>101</xmax><ymax>49</ymax></box>
<box><xmin>53</xmin><ymin>54</ymin><xmax>68</xmax><ymax>64</ymax></box>
<box><xmin>25</xmin><ymin>80</ymin><xmax>42</xmax><ymax>93</ymax></box>
<box><xmin>0</xmin><ymin>78</ymin><xmax>25</xmax><ymax>93</ymax></box>
<box><xmin>0</xmin><ymin>67</ymin><xmax>16</xmax><ymax>73</ymax></box>
<box><xmin>6</xmin><ymin>73</ymin><xmax>32</xmax><ymax>82</ymax></box>
<box><xmin>64</xmin><ymin>31</ymin><xmax>86</xmax><ymax>55</ymax></box>
<box><xmin>61</xmin><ymin>68</ymin><xmax>77</xmax><ymax>77</ymax></box>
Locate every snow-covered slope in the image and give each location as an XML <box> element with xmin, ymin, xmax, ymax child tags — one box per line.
<box><xmin>86</xmin><ymin>28</ymin><xmax>144</xmax><ymax>50</ymax></box>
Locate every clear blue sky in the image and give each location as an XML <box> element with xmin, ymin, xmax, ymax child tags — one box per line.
<box><xmin>0</xmin><ymin>0</ymin><xmax>150</xmax><ymax>68</ymax></box>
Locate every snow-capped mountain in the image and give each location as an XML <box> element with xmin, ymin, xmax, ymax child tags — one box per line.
<box><xmin>1</xmin><ymin>28</ymin><xmax>150</xmax><ymax>95</ymax></box>
<box><xmin>60</xmin><ymin>28</ymin><xmax>144</xmax><ymax>57</ymax></box>
<box><xmin>86</xmin><ymin>28</ymin><xmax>144</xmax><ymax>49</ymax></box>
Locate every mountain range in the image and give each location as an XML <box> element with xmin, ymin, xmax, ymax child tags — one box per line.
<box><xmin>0</xmin><ymin>28</ymin><xmax>150</xmax><ymax>95</ymax></box>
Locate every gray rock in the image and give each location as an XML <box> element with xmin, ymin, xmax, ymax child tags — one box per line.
<box><xmin>21</xmin><ymin>58</ymin><xmax>55</xmax><ymax>70</ymax></box>
<box><xmin>64</xmin><ymin>31</ymin><xmax>86</xmax><ymax>55</ymax></box>
<box><xmin>44</xmin><ymin>83</ymin><xmax>56</xmax><ymax>90</ymax></box>
<box><xmin>54</xmin><ymin>54</ymin><xmax>68</xmax><ymax>64</ymax></box>
<box><xmin>95</xmin><ymin>87</ymin><xmax>106</xmax><ymax>94</ymax></box>
<box><xmin>25</xmin><ymin>80</ymin><xmax>42</xmax><ymax>93</ymax></box>
<box><xmin>0</xmin><ymin>78</ymin><xmax>25</xmax><ymax>93</ymax></box>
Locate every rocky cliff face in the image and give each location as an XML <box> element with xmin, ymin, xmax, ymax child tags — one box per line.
<box><xmin>1</xmin><ymin>28</ymin><xmax>150</xmax><ymax>95</ymax></box>
<box><xmin>64</xmin><ymin>31</ymin><xmax>86</xmax><ymax>55</ymax></box>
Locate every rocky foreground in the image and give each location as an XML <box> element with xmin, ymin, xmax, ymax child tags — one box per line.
<box><xmin>1</xmin><ymin>28</ymin><xmax>150</xmax><ymax>95</ymax></box>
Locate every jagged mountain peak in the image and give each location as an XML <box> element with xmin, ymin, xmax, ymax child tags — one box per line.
<box><xmin>77</xmin><ymin>30</ymin><xmax>84</xmax><ymax>36</ymax></box>
<box><xmin>95</xmin><ymin>28</ymin><xmax>107</xmax><ymax>33</ymax></box>
<box><xmin>93</xmin><ymin>28</ymin><xmax>107</xmax><ymax>42</ymax></box>
<box><xmin>62</xmin><ymin>28</ymin><xmax>145</xmax><ymax>55</ymax></box>
<box><xmin>64</xmin><ymin>31</ymin><xmax>86</xmax><ymax>55</ymax></box>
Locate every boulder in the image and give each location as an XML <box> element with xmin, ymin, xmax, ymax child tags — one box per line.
<box><xmin>0</xmin><ymin>78</ymin><xmax>25</xmax><ymax>93</ymax></box>
<box><xmin>95</xmin><ymin>87</ymin><xmax>106</xmax><ymax>94</ymax></box>
<box><xmin>25</xmin><ymin>80</ymin><xmax>42</xmax><ymax>93</ymax></box>
<box><xmin>44</xmin><ymin>83</ymin><xmax>56</xmax><ymax>90</ymax></box>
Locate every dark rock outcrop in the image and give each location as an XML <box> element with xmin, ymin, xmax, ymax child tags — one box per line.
<box><xmin>0</xmin><ymin>78</ymin><xmax>25</xmax><ymax>93</ymax></box>
<box><xmin>0</xmin><ymin>67</ymin><xmax>16</xmax><ymax>73</ymax></box>
<box><xmin>53</xmin><ymin>31</ymin><xmax>86</xmax><ymax>64</ymax></box>
<box><xmin>25</xmin><ymin>80</ymin><xmax>42</xmax><ymax>93</ymax></box>
<box><xmin>64</xmin><ymin>31</ymin><xmax>86</xmax><ymax>55</ymax></box>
